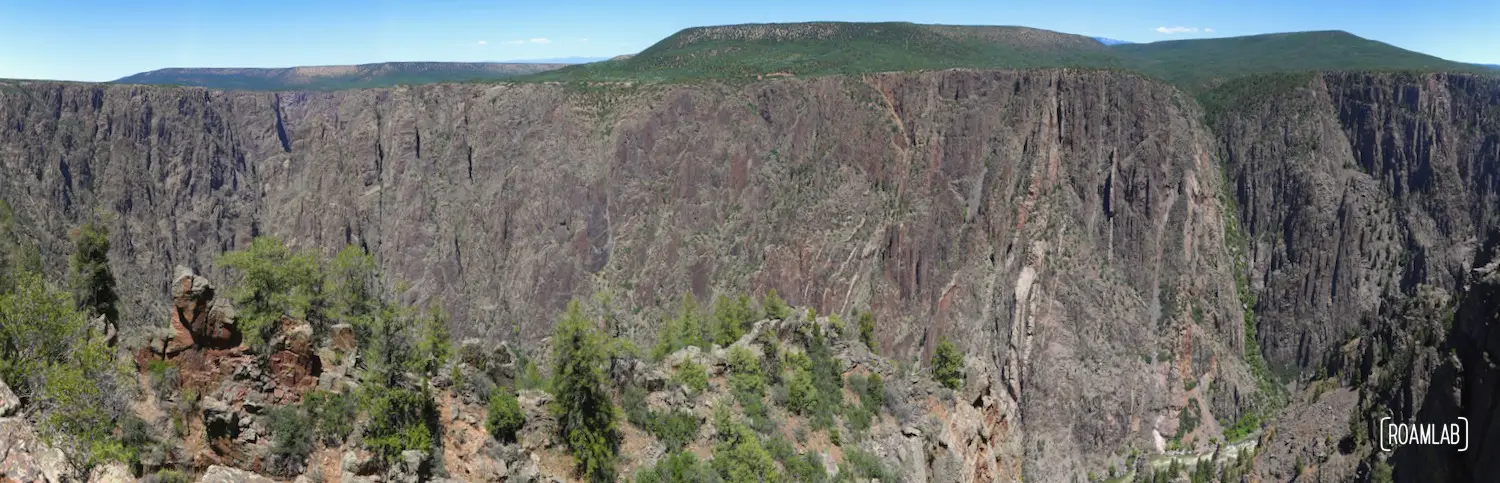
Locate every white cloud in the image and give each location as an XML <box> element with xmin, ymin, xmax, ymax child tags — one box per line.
<box><xmin>1204</xmin><ymin>28</ymin><xmax>1215</xmax><ymax>33</ymax></box>
<box><xmin>474</xmin><ymin>40</ymin><xmax>488</xmax><ymax>46</ymax></box>
<box><xmin>1154</xmin><ymin>26</ymin><xmax>1200</xmax><ymax>34</ymax></box>
<box><xmin>577</xmin><ymin>37</ymin><xmax>590</xmax><ymax>42</ymax></box>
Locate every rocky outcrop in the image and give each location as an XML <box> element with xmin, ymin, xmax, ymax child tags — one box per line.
<box><xmin>0</xmin><ymin>416</ymin><xmax>69</xmax><ymax>482</ymax></box>
<box><xmin>164</xmin><ymin>266</ymin><xmax>239</xmax><ymax>354</ymax></box>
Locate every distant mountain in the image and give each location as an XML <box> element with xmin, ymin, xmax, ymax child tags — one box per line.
<box><xmin>1111</xmin><ymin>30</ymin><xmax>1490</xmax><ymax>92</ymax></box>
<box><xmin>525</xmin><ymin>23</ymin><xmax>1492</xmax><ymax>90</ymax></box>
<box><xmin>1094</xmin><ymin>37</ymin><xmax>1133</xmax><ymax>46</ymax></box>
<box><xmin>500</xmin><ymin>57</ymin><xmax>614</xmax><ymax>64</ymax></box>
<box><xmin>113</xmin><ymin>62</ymin><xmax>569</xmax><ymax>90</ymax></box>
<box><xmin>527</xmin><ymin>22</ymin><xmax>1126</xmax><ymax>82</ymax></box>
<box><xmin>1484</xmin><ymin>64</ymin><xmax>1500</xmax><ymax>70</ymax></box>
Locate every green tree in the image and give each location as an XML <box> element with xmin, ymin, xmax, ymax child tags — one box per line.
<box><xmin>786</xmin><ymin>367</ymin><xmax>818</xmax><ymax>415</ymax></box>
<box><xmin>550</xmin><ymin>300</ymin><xmax>620</xmax><ymax>482</ymax></box>
<box><xmin>325</xmin><ymin>245</ymin><xmax>380</xmax><ymax>328</ymax></box>
<box><xmin>486</xmin><ymin>387</ymin><xmax>525</xmax><ymax>443</ymax></box>
<box><xmin>1</xmin><ymin>271</ymin><xmax>129</xmax><ymax>474</ymax></box>
<box><xmin>863</xmin><ymin>373</ymin><xmax>885</xmax><ymax>413</ymax></box>
<box><xmin>674</xmin><ymin>360</ymin><xmax>708</xmax><ymax>393</ymax></box>
<box><xmin>67</xmin><ymin>223</ymin><xmax>118</xmax><ymax>324</ymax></box>
<box><xmin>712</xmin><ymin>294</ymin><xmax>755</xmax><ymax>347</ymax></box>
<box><xmin>413</xmin><ymin>303</ymin><xmax>452</xmax><ymax>375</ymax></box>
<box><xmin>933</xmin><ymin>337</ymin><xmax>964</xmax><ymax>390</ymax></box>
<box><xmin>762</xmin><ymin>290</ymin><xmax>789</xmax><ymax>320</ymax></box>
<box><xmin>678</xmin><ymin>293</ymin><xmax>708</xmax><ymax>349</ymax></box>
<box><xmin>361</xmin><ymin>386</ymin><xmax>437</xmax><ymax>462</ymax></box>
<box><xmin>711</xmin><ymin>414</ymin><xmax>779</xmax><ymax>483</ymax></box>
<box><xmin>217</xmin><ymin>237</ymin><xmax>324</xmax><ymax>348</ymax></box>
<box><xmin>726</xmin><ymin>346</ymin><xmax>765</xmax><ymax>398</ymax></box>
<box><xmin>857</xmin><ymin>311</ymin><xmax>878</xmax><ymax>352</ymax></box>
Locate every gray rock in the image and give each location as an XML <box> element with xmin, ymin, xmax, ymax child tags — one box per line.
<box><xmin>199</xmin><ymin>465</ymin><xmax>276</xmax><ymax>483</ymax></box>
<box><xmin>0</xmin><ymin>377</ymin><xmax>18</xmax><ymax>417</ymax></box>
<box><xmin>341</xmin><ymin>448</ymin><xmax>381</xmax><ymax>476</ymax></box>
<box><xmin>384</xmin><ymin>449</ymin><xmax>429</xmax><ymax>483</ymax></box>
<box><xmin>0</xmin><ymin>418</ymin><xmax>69</xmax><ymax>482</ymax></box>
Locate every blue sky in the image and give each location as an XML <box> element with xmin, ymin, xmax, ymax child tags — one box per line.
<box><xmin>2</xmin><ymin>0</ymin><xmax>1496</xmax><ymax>81</ymax></box>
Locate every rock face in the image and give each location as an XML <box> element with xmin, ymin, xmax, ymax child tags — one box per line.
<box><xmin>1216</xmin><ymin>73</ymin><xmax>1500</xmax><ymax>373</ymax></box>
<box><xmin>1391</xmin><ymin>231</ymin><xmax>1500</xmax><ymax>481</ymax></box>
<box><xmin>0</xmin><ymin>70</ymin><xmax>1496</xmax><ymax>481</ymax></box>
<box><xmin>0</xmin><ymin>416</ymin><xmax>69</xmax><ymax>483</ymax></box>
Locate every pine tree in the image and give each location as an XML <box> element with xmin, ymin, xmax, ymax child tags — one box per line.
<box><xmin>550</xmin><ymin>300</ymin><xmax>620</xmax><ymax>482</ymax></box>
<box><xmin>857</xmin><ymin>311</ymin><xmax>878</xmax><ymax>352</ymax></box>
<box><xmin>933</xmin><ymin>337</ymin><xmax>964</xmax><ymax>390</ymax></box>
<box><xmin>67</xmin><ymin>223</ymin><xmax>118</xmax><ymax>324</ymax></box>
<box><xmin>762</xmin><ymin>289</ymin><xmax>789</xmax><ymax>320</ymax></box>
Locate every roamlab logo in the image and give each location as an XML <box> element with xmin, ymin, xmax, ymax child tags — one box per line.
<box><xmin>1378</xmin><ymin>416</ymin><xmax>1469</xmax><ymax>452</ymax></box>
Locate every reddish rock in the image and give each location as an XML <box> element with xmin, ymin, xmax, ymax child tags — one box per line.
<box><xmin>171</xmin><ymin>266</ymin><xmax>240</xmax><ymax>350</ymax></box>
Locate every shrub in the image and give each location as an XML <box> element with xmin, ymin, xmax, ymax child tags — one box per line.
<box><xmin>864</xmin><ymin>373</ymin><xmax>885</xmax><ymax>414</ymax></box>
<box><xmin>651</xmin><ymin>411</ymin><xmax>700</xmax><ymax>451</ymax></box>
<box><xmin>843</xmin><ymin>448</ymin><xmax>896</xmax><ymax>481</ymax></box>
<box><xmin>674</xmin><ymin>360</ymin><xmax>708</xmax><ymax>394</ymax></box>
<box><xmin>634</xmin><ymin>450</ymin><xmax>718</xmax><ymax>483</ymax></box>
<box><xmin>621</xmin><ymin>385</ymin><xmax>652</xmax><ymax>428</ymax></box>
<box><xmin>933</xmin><ymin>337</ymin><xmax>964</xmax><ymax>390</ymax></box>
<box><xmin>711</xmin><ymin>418</ymin><xmax>779</xmax><ymax>483</ymax></box>
<box><xmin>858</xmin><ymin>311</ymin><xmax>878</xmax><ymax>351</ymax></box>
<box><xmin>518</xmin><ymin>357</ymin><xmax>548</xmax><ymax>391</ymax></box>
<box><xmin>146</xmin><ymin>360</ymin><xmax>180</xmax><ymax>400</ymax></box>
<box><xmin>266</xmin><ymin>406</ymin><xmax>314</xmax><ymax>477</ymax></box>
<box><xmin>303</xmin><ymin>390</ymin><xmax>357</xmax><ymax>445</ymax></box>
<box><xmin>550</xmin><ymin>300</ymin><xmax>620</xmax><ymax>482</ymax></box>
<box><xmin>786</xmin><ymin>368</ymin><xmax>818</xmax><ymax>415</ymax></box>
<box><xmin>845</xmin><ymin>403</ymin><xmax>873</xmax><ymax>432</ymax></box>
<box><xmin>361</xmin><ymin>386</ymin><xmax>437</xmax><ymax>462</ymax></box>
<box><xmin>486</xmin><ymin>387</ymin><xmax>525</xmax><ymax>443</ymax></box>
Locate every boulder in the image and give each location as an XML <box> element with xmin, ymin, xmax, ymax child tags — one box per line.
<box><xmin>169</xmin><ymin>266</ymin><xmax>239</xmax><ymax>350</ymax></box>
<box><xmin>200</xmin><ymin>465</ymin><xmax>276</xmax><ymax>483</ymax></box>
<box><xmin>386</xmin><ymin>450</ymin><xmax>429</xmax><ymax>483</ymax></box>
<box><xmin>202</xmin><ymin>397</ymin><xmax>241</xmax><ymax>441</ymax></box>
<box><xmin>0</xmin><ymin>377</ymin><xmax>18</xmax><ymax>417</ymax></box>
<box><xmin>0</xmin><ymin>418</ymin><xmax>69</xmax><ymax>482</ymax></box>
<box><xmin>329</xmin><ymin>323</ymin><xmax>358</xmax><ymax>353</ymax></box>
<box><xmin>341</xmin><ymin>448</ymin><xmax>380</xmax><ymax>476</ymax></box>
<box><xmin>89</xmin><ymin>462</ymin><xmax>133</xmax><ymax>483</ymax></box>
<box><xmin>273</xmin><ymin>317</ymin><xmax>315</xmax><ymax>356</ymax></box>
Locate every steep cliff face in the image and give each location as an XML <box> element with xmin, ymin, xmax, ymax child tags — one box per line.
<box><xmin>0</xmin><ymin>70</ymin><xmax>1261</xmax><ymax>481</ymax></box>
<box><xmin>1215</xmin><ymin>73</ymin><xmax>1500</xmax><ymax>374</ymax></box>
<box><xmin>1391</xmin><ymin>231</ymin><xmax>1500</xmax><ymax>482</ymax></box>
